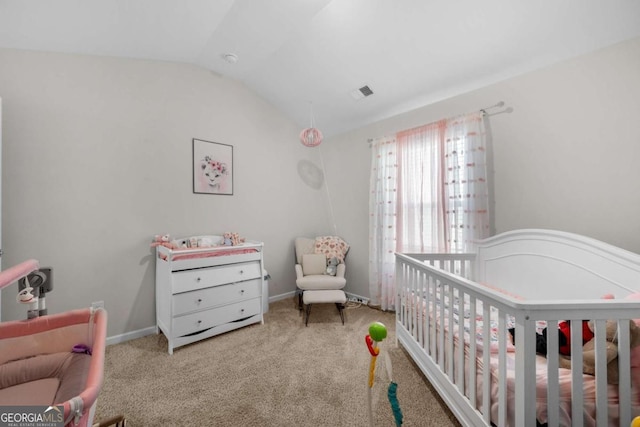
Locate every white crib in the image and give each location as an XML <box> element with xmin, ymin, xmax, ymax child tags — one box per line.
<box><xmin>395</xmin><ymin>229</ymin><xmax>640</xmax><ymax>427</ymax></box>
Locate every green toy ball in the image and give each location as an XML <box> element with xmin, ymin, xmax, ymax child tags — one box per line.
<box><xmin>369</xmin><ymin>322</ymin><xmax>388</xmax><ymax>342</ymax></box>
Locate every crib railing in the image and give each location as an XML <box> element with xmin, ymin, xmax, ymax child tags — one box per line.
<box><xmin>400</xmin><ymin>252</ymin><xmax>476</xmax><ymax>280</ymax></box>
<box><xmin>396</xmin><ymin>252</ymin><xmax>640</xmax><ymax>427</ymax></box>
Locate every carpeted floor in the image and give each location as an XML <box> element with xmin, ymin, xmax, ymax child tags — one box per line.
<box><xmin>94</xmin><ymin>298</ymin><xmax>461</xmax><ymax>426</ymax></box>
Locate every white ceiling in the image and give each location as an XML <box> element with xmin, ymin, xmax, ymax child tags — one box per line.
<box><xmin>1</xmin><ymin>0</ymin><xmax>640</xmax><ymax>137</ymax></box>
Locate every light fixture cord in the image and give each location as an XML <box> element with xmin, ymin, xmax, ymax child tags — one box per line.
<box><xmin>309</xmin><ymin>101</ymin><xmax>315</xmax><ymax>129</ymax></box>
<box><xmin>318</xmin><ymin>146</ymin><xmax>338</xmax><ymax>236</ymax></box>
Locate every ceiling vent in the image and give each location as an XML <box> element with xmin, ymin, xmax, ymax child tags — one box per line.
<box><xmin>350</xmin><ymin>85</ymin><xmax>374</xmax><ymax>100</ymax></box>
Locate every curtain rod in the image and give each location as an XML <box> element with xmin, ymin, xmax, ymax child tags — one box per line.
<box><xmin>484</xmin><ymin>106</ymin><xmax>513</xmax><ymax>117</ymax></box>
<box><xmin>481</xmin><ymin>100</ymin><xmax>514</xmax><ymax>116</ymax></box>
<box><xmin>480</xmin><ymin>101</ymin><xmax>504</xmax><ymax>114</ymax></box>
<box><xmin>367</xmin><ymin>101</ymin><xmax>511</xmax><ymax>143</ymax></box>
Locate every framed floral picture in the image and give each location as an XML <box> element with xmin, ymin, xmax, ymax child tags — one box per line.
<box><xmin>193</xmin><ymin>138</ymin><xmax>233</xmax><ymax>195</ymax></box>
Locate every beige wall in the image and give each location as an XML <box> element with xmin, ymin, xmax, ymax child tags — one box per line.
<box><xmin>0</xmin><ymin>48</ymin><xmax>333</xmax><ymax>335</ymax></box>
<box><xmin>322</xmin><ymin>37</ymin><xmax>640</xmax><ymax>300</ymax></box>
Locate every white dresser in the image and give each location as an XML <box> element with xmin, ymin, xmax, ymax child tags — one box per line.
<box><xmin>155</xmin><ymin>239</ymin><xmax>264</xmax><ymax>354</ymax></box>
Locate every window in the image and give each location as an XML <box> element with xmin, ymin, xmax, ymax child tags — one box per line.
<box><xmin>369</xmin><ymin>111</ymin><xmax>490</xmax><ymax>309</ymax></box>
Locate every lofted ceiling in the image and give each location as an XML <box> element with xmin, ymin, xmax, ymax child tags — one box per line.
<box><xmin>1</xmin><ymin>0</ymin><xmax>640</xmax><ymax>137</ymax></box>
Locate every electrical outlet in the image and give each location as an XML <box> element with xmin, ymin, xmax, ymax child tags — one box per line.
<box><xmin>347</xmin><ymin>296</ymin><xmax>369</xmax><ymax>305</ymax></box>
<box><xmin>91</xmin><ymin>301</ymin><xmax>104</xmax><ymax>310</ymax></box>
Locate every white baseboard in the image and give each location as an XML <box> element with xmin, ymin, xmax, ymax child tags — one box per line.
<box><xmin>105</xmin><ymin>325</ymin><xmax>157</xmax><ymax>346</ymax></box>
<box><xmin>269</xmin><ymin>291</ymin><xmax>296</xmax><ymax>302</ymax></box>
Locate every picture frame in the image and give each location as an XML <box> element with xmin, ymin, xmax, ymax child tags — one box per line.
<box><xmin>192</xmin><ymin>138</ymin><xmax>234</xmax><ymax>195</ymax></box>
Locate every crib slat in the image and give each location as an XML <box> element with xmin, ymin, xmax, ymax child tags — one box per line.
<box><xmin>438</xmin><ymin>282</ymin><xmax>446</xmax><ymax>369</ymax></box>
<box><xmin>447</xmin><ymin>284</ymin><xmax>455</xmax><ymax>382</ymax></box>
<box><xmin>546</xmin><ymin>324</ymin><xmax>560</xmax><ymax>427</ymax></box>
<box><xmin>402</xmin><ymin>264</ymin><xmax>409</xmax><ymax>334</ymax></box>
<box><xmin>430</xmin><ymin>278</ymin><xmax>437</xmax><ymax>358</ymax></box>
<box><xmin>514</xmin><ymin>317</ymin><xmax>537</xmax><ymax>427</ymax></box>
<box><xmin>403</xmin><ymin>264</ymin><xmax>409</xmax><ymax>334</ymax></box>
<box><xmin>617</xmin><ymin>320</ymin><xmax>631</xmax><ymax>427</ymax></box>
<box><xmin>498</xmin><ymin>312</ymin><xmax>507</xmax><ymax>427</ymax></box>
<box><xmin>468</xmin><ymin>296</ymin><xmax>477</xmax><ymax>408</ymax></box>
<box><xmin>426</xmin><ymin>275</ymin><xmax>432</xmax><ymax>355</ymax></box>
<box><xmin>482</xmin><ymin>303</ymin><xmax>491</xmax><ymax>424</ymax></box>
<box><xmin>456</xmin><ymin>290</ymin><xmax>465</xmax><ymax>393</ymax></box>
<box><xmin>409</xmin><ymin>268</ymin><xmax>419</xmax><ymax>340</ymax></box>
<box><xmin>593</xmin><ymin>320</ymin><xmax>608</xmax><ymax>427</ymax></box>
<box><xmin>417</xmin><ymin>271</ymin><xmax>424</xmax><ymax>349</ymax></box>
<box><xmin>408</xmin><ymin>265</ymin><xmax>413</xmax><ymax>324</ymax></box>
<box><xmin>398</xmin><ymin>262</ymin><xmax>403</xmax><ymax>325</ymax></box>
<box><xmin>570</xmin><ymin>320</ymin><xmax>585</xmax><ymax>427</ymax></box>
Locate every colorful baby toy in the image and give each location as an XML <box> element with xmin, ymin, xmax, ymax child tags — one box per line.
<box><xmin>365</xmin><ymin>321</ymin><xmax>403</xmax><ymax>426</ymax></box>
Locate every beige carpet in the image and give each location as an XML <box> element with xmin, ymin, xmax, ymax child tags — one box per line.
<box><xmin>95</xmin><ymin>298</ymin><xmax>461</xmax><ymax>426</ymax></box>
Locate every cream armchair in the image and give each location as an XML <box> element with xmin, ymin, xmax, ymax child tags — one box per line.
<box><xmin>294</xmin><ymin>237</ymin><xmax>348</xmax><ymax>310</ymax></box>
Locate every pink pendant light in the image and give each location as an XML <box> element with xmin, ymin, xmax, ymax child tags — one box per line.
<box><xmin>300</xmin><ymin>102</ymin><xmax>323</xmax><ymax>147</ymax></box>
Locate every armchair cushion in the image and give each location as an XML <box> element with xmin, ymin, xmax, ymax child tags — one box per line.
<box><xmin>302</xmin><ymin>254</ymin><xmax>327</xmax><ymax>276</ymax></box>
<box><xmin>296</xmin><ymin>275</ymin><xmax>346</xmax><ymax>291</ymax></box>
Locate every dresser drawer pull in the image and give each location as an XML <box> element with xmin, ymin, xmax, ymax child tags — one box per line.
<box><xmin>196</xmin><ymin>277</ymin><xmax>201</xmax><ymax>282</ymax></box>
<box><xmin>197</xmin><ymin>320</ymin><xmax>202</xmax><ymax>324</ymax></box>
<box><xmin>197</xmin><ymin>298</ymin><xmax>203</xmax><ymax>303</ymax></box>
<box><xmin>239</xmin><ymin>270</ymin><xmax>244</xmax><ymax>274</ymax></box>
<box><xmin>240</xmin><ymin>289</ymin><xmax>245</xmax><ymax>294</ymax></box>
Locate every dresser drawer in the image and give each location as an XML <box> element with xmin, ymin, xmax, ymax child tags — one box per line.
<box><xmin>172</xmin><ymin>279</ymin><xmax>261</xmax><ymax>316</ymax></box>
<box><xmin>172</xmin><ymin>261</ymin><xmax>261</xmax><ymax>294</ymax></box>
<box><xmin>172</xmin><ymin>298</ymin><xmax>261</xmax><ymax>338</ymax></box>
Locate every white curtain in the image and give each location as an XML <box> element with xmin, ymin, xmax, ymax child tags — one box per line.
<box><xmin>368</xmin><ymin>111</ymin><xmax>491</xmax><ymax>311</ymax></box>
<box><xmin>396</xmin><ymin>120</ymin><xmax>447</xmax><ymax>253</ymax></box>
<box><xmin>368</xmin><ymin>136</ymin><xmax>398</xmax><ymax>311</ymax></box>
<box><xmin>443</xmin><ymin>112</ymin><xmax>490</xmax><ymax>252</ymax></box>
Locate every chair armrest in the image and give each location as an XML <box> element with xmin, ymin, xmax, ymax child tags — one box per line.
<box><xmin>295</xmin><ymin>264</ymin><xmax>304</xmax><ymax>280</ymax></box>
<box><xmin>336</xmin><ymin>263</ymin><xmax>346</xmax><ymax>278</ymax></box>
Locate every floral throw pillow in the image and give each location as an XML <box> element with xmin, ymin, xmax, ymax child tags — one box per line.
<box><xmin>314</xmin><ymin>236</ymin><xmax>350</xmax><ymax>263</ymax></box>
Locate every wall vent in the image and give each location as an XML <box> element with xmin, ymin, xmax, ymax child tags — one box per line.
<box><xmin>350</xmin><ymin>84</ymin><xmax>374</xmax><ymax>100</ymax></box>
<box><xmin>359</xmin><ymin>85</ymin><xmax>373</xmax><ymax>96</ymax></box>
